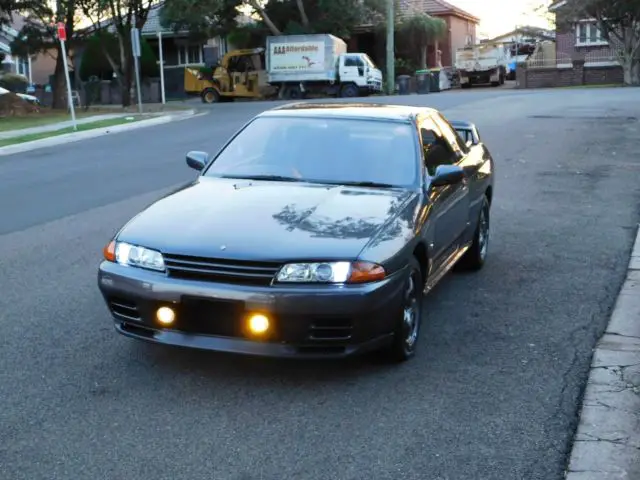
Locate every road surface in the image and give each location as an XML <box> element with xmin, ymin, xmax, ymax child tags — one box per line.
<box><xmin>1</xmin><ymin>87</ymin><xmax>640</xmax><ymax>480</ymax></box>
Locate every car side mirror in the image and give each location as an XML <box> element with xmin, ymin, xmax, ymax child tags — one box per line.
<box><xmin>431</xmin><ymin>165</ymin><xmax>465</xmax><ymax>187</ymax></box>
<box><xmin>186</xmin><ymin>151</ymin><xmax>208</xmax><ymax>171</ymax></box>
<box><xmin>465</xmin><ymin>139</ymin><xmax>473</xmax><ymax>148</ymax></box>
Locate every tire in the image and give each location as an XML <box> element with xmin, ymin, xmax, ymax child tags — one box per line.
<box><xmin>382</xmin><ymin>257</ymin><xmax>424</xmax><ymax>363</ymax></box>
<box><xmin>461</xmin><ymin>83</ymin><xmax>471</xmax><ymax>89</ymax></box>
<box><xmin>286</xmin><ymin>85</ymin><xmax>302</xmax><ymax>100</ymax></box>
<box><xmin>201</xmin><ymin>88</ymin><xmax>220</xmax><ymax>104</ymax></box>
<box><xmin>340</xmin><ymin>83</ymin><xmax>359</xmax><ymax>98</ymax></box>
<box><xmin>457</xmin><ymin>195</ymin><xmax>490</xmax><ymax>271</ymax></box>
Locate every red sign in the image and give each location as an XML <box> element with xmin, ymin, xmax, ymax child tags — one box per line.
<box><xmin>57</xmin><ymin>22</ymin><xmax>66</xmax><ymax>41</ymax></box>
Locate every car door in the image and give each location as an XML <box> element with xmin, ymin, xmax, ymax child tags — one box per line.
<box><xmin>419</xmin><ymin>115</ymin><xmax>470</xmax><ymax>266</ymax></box>
<box><xmin>434</xmin><ymin>113</ymin><xmax>486</xmax><ymax>241</ymax></box>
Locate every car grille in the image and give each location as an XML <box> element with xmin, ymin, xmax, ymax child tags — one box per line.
<box><xmin>163</xmin><ymin>254</ymin><xmax>281</xmax><ymax>285</ymax></box>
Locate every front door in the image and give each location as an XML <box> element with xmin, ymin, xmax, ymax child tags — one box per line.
<box><xmin>419</xmin><ymin>116</ymin><xmax>470</xmax><ymax>267</ymax></box>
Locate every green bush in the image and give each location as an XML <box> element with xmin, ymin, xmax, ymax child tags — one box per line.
<box><xmin>79</xmin><ymin>31</ymin><xmax>159</xmax><ymax>81</ymax></box>
<box><xmin>0</xmin><ymin>72</ymin><xmax>29</xmax><ymax>92</ymax></box>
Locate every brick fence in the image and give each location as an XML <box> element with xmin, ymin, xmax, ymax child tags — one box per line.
<box><xmin>516</xmin><ymin>60</ymin><xmax>623</xmax><ymax>88</ymax></box>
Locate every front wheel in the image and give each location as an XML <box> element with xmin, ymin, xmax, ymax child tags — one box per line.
<box><xmin>457</xmin><ymin>196</ymin><xmax>490</xmax><ymax>271</ymax></box>
<box><xmin>201</xmin><ymin>88</ymin><xmax>220</xmax><ymax>104</ymax></box>
<box><xmin>382</xmin><ymin>257</ymin><xmax>424</xmax><ymax>363</ymax></box>
<box><xmin>340</xmin><ymin>83</ymin><xmax>359</xmax><ymax>98</ymax></box>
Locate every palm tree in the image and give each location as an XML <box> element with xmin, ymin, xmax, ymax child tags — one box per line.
<box><xmin>399</xmin><ymin>13</ymin><xmax>447</xmax><ymax>70</ymax></box>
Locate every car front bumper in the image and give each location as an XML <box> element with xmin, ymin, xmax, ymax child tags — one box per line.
<box><xmin>97</xmin><ymin>261</ymin><xmax>407</xmax><ymax>359</ymax></box>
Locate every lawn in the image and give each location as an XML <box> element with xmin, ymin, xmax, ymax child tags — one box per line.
<box><xmin>0</xmin><ymin>116</ymin><xmax>142</xmax><ymax>147</ymax></box>
<box><xmin>0</xmin><ymin>103</ymin><xmax>190</xmax><ymax>132</ymax></box>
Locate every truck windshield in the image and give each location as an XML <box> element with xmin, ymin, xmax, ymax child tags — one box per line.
<box><xmin>363</xmin><ymin>55</ymin><xmax>376</xmax><ymax>68</ymax></box>
<box><xmin>204</xmin><ymin>116</ymin><xmax>418</xmax><ymax>187</ymax></box>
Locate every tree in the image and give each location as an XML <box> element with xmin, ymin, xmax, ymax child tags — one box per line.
<box><xmin>161</xmin><ymin>0</ymin><xmax>385</xmax><ymax>41</ymax></box>
<box><xmin>398</xmin><ymin>13</ymin><xmax>446</xmax><ymax>70</ymax></box>
<box><xmin>78</xmin><ymin>0</ymin><xmax>156</xmax><ymax>106</ymax></box>
<box><xmin>10</xmin><ymin>0</ymin><xmax>80</xmax><ymax>109</ymax></box>
<box><xmin>562</xmin><ymin>0</ymin><xmax>640</xmax><ymax>85</ymax></box>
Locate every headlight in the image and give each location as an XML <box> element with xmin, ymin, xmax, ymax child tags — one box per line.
<box><xmin>275</xmin><ymin>261</ymin><xmax>385</xmax><ymax>284</ymax></box>
<box><xmin>113</xmin><ymin>242</ymin><xmax>165</xmax><ymax>272</ymax></box>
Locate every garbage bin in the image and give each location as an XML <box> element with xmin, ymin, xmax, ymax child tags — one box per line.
<box><xmin>415</xmin><ymin>70</ymin><xmax>430</xmax><ymax>94</ymax></box>
<box><xmin>429</xmin><ymin>69</ymin><xmax>442</xmax><ymax>92</ymax></box>
<box><xmin>397</xmin><ymin>75</ymin><xmax>411</xmax><ymax>95</ymax></box>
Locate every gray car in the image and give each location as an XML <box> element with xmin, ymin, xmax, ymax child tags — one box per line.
<box><xmin>97</xmin><ymin>102</ymin><xmax>495</xmax><ymax>362</ymax></box>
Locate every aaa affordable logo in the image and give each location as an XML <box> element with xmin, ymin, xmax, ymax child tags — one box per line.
<box><xmin>272</xmin><ymin>44</ymin><xmax>319</xmax><ymax>55</ymax></box>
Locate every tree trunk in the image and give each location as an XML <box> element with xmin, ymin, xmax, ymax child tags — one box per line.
<box><xmin>52</xmin><ymin>44</ymin><xmax>68</xmax><ymax>110</ymax></box>
<box><xmin>419</xmin><ymin>45</ymin><xmax>427</xmax><ymax>70</ymax></box>
<box><xmin>248</xmin><ymin>0</ymin><xmax>281</xmax><ymax>36</ymax></box>
<box><xmin>621</xmin><ymin>55</ymin><xmax>640</xmax><ymax>86</ymax></box>
<box><xmin>295</xmin><ymin>0</ymin><xmax>309</xmax><ymax>28</ymax></box>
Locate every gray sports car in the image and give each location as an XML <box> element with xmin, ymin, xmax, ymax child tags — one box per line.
<box><xmin>98</xmin><ymin>102</ymin><xmax>495</xmax><ymax>362</ymax></box>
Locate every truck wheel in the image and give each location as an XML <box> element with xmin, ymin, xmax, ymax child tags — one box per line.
<box><xmin>340</xmin><ymin>83</ymin><xmax>359</xmax><ymax>98</ymax></box>
<box><xmin>461</xmin><ymin>83</ymin><xmax>471</xmax><ymax>89</ymax></box>
<box><xmin>201</xmin><ymin>88</ymin><xmax>219</xmax><ymax>104</ymax></box>
<box><xmin>286</xmin><ymin>85</ymin><xmax>303</xmax><ymax>100</ymax></box>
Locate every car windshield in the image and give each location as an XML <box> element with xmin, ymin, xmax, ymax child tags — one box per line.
<box><xmin>204</xmin><ymin>116</ymin><xmax>418</xmax><ymax>187</ymax></box>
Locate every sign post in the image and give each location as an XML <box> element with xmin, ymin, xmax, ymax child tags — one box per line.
<box><xmin>57</xmin><ymin>22</ymin><xmax>77</xmax><ymax>131</ymax></box>
<box><xmin>131</xmin><ymin>27</ymin><xmax>143</xmax><ymax>114</ymax></box>
<box><xmin>157</xmin><ymin>30</ymin><xmax>166</xmax><ymax>104</ymax></box>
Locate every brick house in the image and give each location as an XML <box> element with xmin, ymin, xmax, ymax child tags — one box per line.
<box><xmin>517</xmin><ymin>0</ymin><xmax>623</xmax><ymax>88</ymax></box>
<box><xmin>399</xmin><ymin>0</ymin><xmax>480</xmax><ymax>67</ymax></box>
<box><xmin>0</xmin><ymin>14</ymin><xmax>31</xmax><ymax>82</ymax></box>
<box><xmin>548</xmin><ymin>0</ymin><xmax>620</xmax><ymax>68</ymax></box>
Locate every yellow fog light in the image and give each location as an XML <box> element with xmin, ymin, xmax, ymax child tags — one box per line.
<box><xmin>156</xmin><ymin>306</ymin><xmax>175</xmax><ymax>325</ymax></box>
<box><xmin>248</xmin><ymin>314</ymin><xmax>270</xmax><ymax>334</ymax></box>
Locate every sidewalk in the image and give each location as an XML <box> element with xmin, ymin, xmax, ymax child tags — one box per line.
<box><xmin>564</xmin><ymin>227</ymin><xmax>640</xmax><ymax>479</ymax></box>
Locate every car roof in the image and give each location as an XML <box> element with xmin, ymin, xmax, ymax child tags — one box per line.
<box><xmin>259</xmin><ymin>102</ymin><xmax>439</xmax><ymax>123</ymax></box>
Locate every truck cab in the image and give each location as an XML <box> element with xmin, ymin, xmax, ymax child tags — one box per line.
<box><xmin>337</xmin><ymin>53</ymin><xmax>383</xmax><ymax>94</ymax></box>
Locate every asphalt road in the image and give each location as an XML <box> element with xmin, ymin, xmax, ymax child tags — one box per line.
<box><xmin>2</xmin><ymin>87</ymin><xmax>640</xmax><ymax>480</ymax></box>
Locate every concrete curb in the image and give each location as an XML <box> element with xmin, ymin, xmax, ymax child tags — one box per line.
<box><xmin>564</xmin><ymin>226</ymin><xmax>640</xmax><ymax>479</ymax></box>
<box><xmin>0</xmin><ymin>109</ymin><xmax>200</xmax><ymax>157</ymax></box>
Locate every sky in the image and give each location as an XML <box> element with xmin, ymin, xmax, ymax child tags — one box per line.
<box><xmin>448</xmin><ymin>0</ymin><xmax>554</xmax><ymax>38</ymax></box>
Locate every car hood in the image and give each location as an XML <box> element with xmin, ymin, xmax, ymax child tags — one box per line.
<box><xmin>118</xmin><ymin>177</ymin><xmax>415</xmax><ymax>261</ymax></box>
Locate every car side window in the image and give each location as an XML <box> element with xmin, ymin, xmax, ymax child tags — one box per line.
<box><xmin>418</xmin><ymin>117</ymin><xmax>457</xmax><ymax>176</ymax></box>
<box><xmin>432</xmin><ymin>113</ymin><xmax>469</xmax><ymax>156</ymax></box>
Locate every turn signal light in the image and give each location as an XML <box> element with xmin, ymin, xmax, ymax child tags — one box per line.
<box><xmin>348</xmin><ymin>261</ymin><xmax>386</xmax><ymax>283</ymax></box>
<box><xmin>103</xmin><ymin>240</ymin><xmax>116</xmax><ymax>262</ymax></box>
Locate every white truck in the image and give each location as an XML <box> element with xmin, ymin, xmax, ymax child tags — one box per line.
<box><xmin>455</xmin><ymin>43</ymin><xmax>510</xmax><ymax>88</ymax></box>
<box><xmin>265</xmin><ymin>34</ymin><xmax>383</xmax><ymax>99</ymax></box>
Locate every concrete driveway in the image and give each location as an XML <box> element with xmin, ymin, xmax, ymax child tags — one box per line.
<box><xmin>1</xmin><ymin>87</ymin><xmax>639</xmax><ymax>480</ymax></box>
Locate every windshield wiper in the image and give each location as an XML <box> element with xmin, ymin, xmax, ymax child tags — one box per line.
<box><xmin>219</xmin><ymin>174</ymin><xmax>303</xmax><ymax>182</ymax></box>
<box><xmin>339</xmin><ymin>181</ymin><xmax>397</xmax><ymax>188</ymax></box>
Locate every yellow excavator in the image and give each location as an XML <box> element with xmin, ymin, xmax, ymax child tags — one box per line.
<box><xmin>184</xmin><ymin>47</ymin><xmax>276</xmax><ymax>103</ymax></box>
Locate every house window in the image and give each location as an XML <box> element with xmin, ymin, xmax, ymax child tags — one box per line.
<box><xmin>16</xmin><ymin>57</ymin><xmax>29</xmax><ymax>78</ymax></box>
<box><xmin>576</xmin><ymin>22</ymin><xmax>606</xmax><ymax>46</ymax></box>
<box><xmin>178</xmin><ymin>44</ymin><xmax>203</xmax><ymax>65</ymax></box>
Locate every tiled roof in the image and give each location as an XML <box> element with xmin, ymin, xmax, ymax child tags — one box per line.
<box><xmin>399</xmin><ymin>0</ymin><xmax>480</xmax><ymax>23</ymax></box>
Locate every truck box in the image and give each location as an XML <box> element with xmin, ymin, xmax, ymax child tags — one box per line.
<box><xmin>266</xmin><ymin>34</ymin><xmax>347</xmax><ymax>84</ymax></box>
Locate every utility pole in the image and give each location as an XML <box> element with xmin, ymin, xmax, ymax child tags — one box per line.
<box><xmin>386</xmin><ymin>0</ymin><xmax>395</xmax><ymax>95</ymax></box>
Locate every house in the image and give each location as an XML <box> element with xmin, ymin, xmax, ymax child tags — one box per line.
<box><xmin>484</xmin><ymin>26</ymin><xmax>555</xmax><ymax>49</ymax></box>
<box><xmin>516</xmin><ymin>0</ymin><xmax>622</xmax><ymax>88</ymax></box>
<box><xmin>398</xmin><ymin>0</ymin><xmax>480</xmax><ymax>67</ymax></box>
<box><xmin>548</xmin><ymin>0</ymin><xmax>620</xmax><ymax>68</ymax></box>
<box><xmin>0</xmin><ymin>14</ymin><xmax>31</xmax><ymax>83</ymax></box>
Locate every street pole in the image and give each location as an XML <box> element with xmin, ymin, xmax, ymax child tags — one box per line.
<box><xmin>131</xmin><ymin>27</ymin><xmax>143</xmax><ymax>115</ymax></box>
<box><xmin>386</xmin><ymin>0</ymin><xmax>395</xmax><ymax>95</ymax></box>
<box><xmin>57</xmin><ymin>23</ymin><xmax>77</xmax><ymax>131</ymax></box>
<box><xmin>157</xmin><ymin>30</ymin><xmax>166</xmax><ymax>104</ymax></box>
